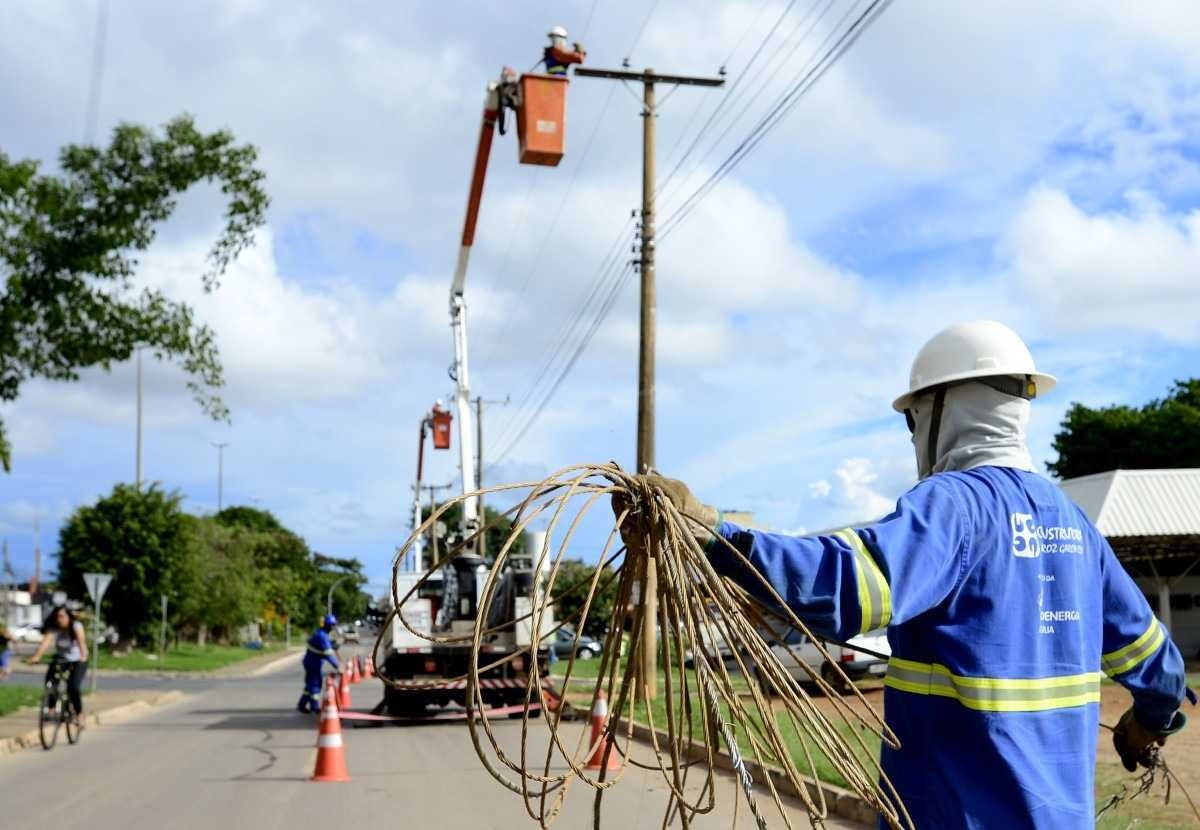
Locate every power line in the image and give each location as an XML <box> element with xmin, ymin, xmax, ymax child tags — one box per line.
<box><xmin>624</xmin><ymin>0</ymin><xmax>663</xmax><ymax>61</ymax></box>
<box><xmin>659</xmin><ymin>0</ymin><xmax>894</xmax><ymax>239</ymax></box>
<box><xmin>658</xmin><ymin>0</ymin><xmax>836</xmax><ymax>210</ymax></box>
<box><xmin>488</xmin><ymin>217</ymin><xmax>634</xmax><ymax>454</ymax></box>
<box><xmin>656</xmin><ymin>0</ymin><xmax>803</xmax><ymax>203</ymax></box>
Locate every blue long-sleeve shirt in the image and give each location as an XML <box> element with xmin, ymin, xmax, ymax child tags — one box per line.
<box><xmin>302</xmin><ymin>628</ymin><xmax>339</xmax><ymax>672</ymax></box>
<box><xmin>708</xmin><ymin>465</ymin><xmax>1186</xmax><ymax>829</ymax></box>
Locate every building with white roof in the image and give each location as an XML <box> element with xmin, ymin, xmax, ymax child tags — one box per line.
<box><xmin>1060</xmin><ymin>468</ymin><xmax>1200</xmax><ymax>657</ymax></box>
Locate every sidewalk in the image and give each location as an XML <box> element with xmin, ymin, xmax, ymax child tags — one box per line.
<box><xmin>0</xmin><ymin>688</ymin><xmax>185</xmax><ymax>754</ymax></box>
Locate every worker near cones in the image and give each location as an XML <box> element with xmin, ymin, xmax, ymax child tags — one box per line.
<box><xmin>542</xmin><ymin>25</ymin><xmax>585</xmax><ymax>76</ymax></box>
<box><xmin>297</xmin><ymin>614</ymin><xmax>340</xmax><ymax>714</ymax></box>
<box><xmin>614</xmin><ymin>321</ymin><xmax>1192</xmax><ymax>829</ymax></box>
<box><xmin>311</xmin><ymin>675</ymin><xmax>350</xmax><ymax>782</ymax></box>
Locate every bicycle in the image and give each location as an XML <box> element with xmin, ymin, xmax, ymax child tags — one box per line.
<box><xmin>39</xmin><ymin>658</ymin><xmax>82</xmax><ymax>750</ymax></box>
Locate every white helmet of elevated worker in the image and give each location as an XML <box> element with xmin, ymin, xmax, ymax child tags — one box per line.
<box><xmin>892</xmin><ymin>320</ymin><xmax>1056</xmax><ymax>413</ymax></box>
<box><xmin>548</xmin><ymin>25</ymin><xmax>568</xmax><ymax>40</ymax></box>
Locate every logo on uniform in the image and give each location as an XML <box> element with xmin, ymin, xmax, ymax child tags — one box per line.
<box><xmin>1010</xmin><ymin>513</ymin><xmax>1085</xmax><ymax>557</ymax></box>
<box><xmin>1011</xmin><ymin>513</ymin><xmax>1040</xmax><ymax>558</ymax></box>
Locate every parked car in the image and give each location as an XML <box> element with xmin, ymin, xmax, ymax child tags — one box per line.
<box><xmin>756</xmin><ymin>621</ymin><xmax>890</xmax><ymax>695</ymax></box>
<box><xmin>554</xmin><ymin>624</ymin><xmax>602</xmax><ymax>660</ymax></box>
<box><xmin>8</xmin><ymin>624</ymin><xmax>45</xmax><ymax>644</ymax></box>
<box><xmin>338</xmin><ymin>624</ymin><xmax>360</xmax><ymax>644</ymax></box>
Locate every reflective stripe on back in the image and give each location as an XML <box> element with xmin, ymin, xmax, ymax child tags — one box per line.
<box><xmin>885</xmin><ymin>657</ymin><xmax>1101</xmax><ymax>712</ymax></box>
<box><xmin>834</xmin><ymin>529</ymin><xmax>892</xmax><ymax>633</ymax></box>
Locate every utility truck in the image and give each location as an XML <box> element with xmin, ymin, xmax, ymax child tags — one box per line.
<box><xmin>377</xmin><ymin>34</ymin><xmax>579</xmax><ymax>716</ymax></box>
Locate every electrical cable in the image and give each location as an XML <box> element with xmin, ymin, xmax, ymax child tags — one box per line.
<box><xmin>659</xmin><ymin>0</ymin><xmax>894</xmax><ymax>240</ymax></box>
<box><xmin>656</xmin><ymin>0</ymin><xmax>804</xmax><ymax>205</ymax></box>
<box><xmin>624</xmin><ymin>0</ymin><xmax>663</xmax><ymax>61</ymax></box>
<box><xmin>487</xmin><ymin>218</ymin><xmax>635</xmax><ymax>457</ymax></box>
<box><xmin>377</xmin><ymin>466</ymin><xmax>913</xmax><ymax>829</ymax></box>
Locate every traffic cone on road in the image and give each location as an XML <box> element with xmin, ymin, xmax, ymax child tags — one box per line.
<box><xmin>348</xmin><ymin>656</ymin><xmax>360</xmax><ymax>684</ymax></box>
<box><xmin>363</xmin><ymin>655</ymin><xmax>373</xmax><ymax>679</ymax></box>
<box><xmin>585</xmin><ymin>691</ymin><xmax>621</xmax><ymax>771</ymax></box>
<box><xmin>338</xmin><ymin>667</ymin><xmax>352</xmax><ymax>709</ymax></box>
<box><xmin>311</xmin><ymin>677</ymin><xmax>350</xmax><ymax>782</ymax></box>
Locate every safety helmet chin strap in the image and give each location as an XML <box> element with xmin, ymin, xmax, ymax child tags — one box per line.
<box><xmin>923</xmin><ymin>374</ymin><xmax>1034</xmax><ymax>475</ymax></box>
<box><xmin>926</xmin><ymin>387</ymin><xmax>947</xmax><ymax>476</ymax></box>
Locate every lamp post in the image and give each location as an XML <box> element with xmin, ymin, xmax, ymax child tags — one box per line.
<box><xmin>211</xmin><ymin>442</ymin><xmax>229</xmax><ymax>512</ymax></box>
<box><xmin>326</xmin><ymin>575</ymin><xmax>353</xmax><ymax>617</ymax></box>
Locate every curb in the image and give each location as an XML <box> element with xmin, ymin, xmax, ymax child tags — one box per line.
<box><xmin>246</xmin><ymin>649</ymin><xmax>304</xmax><ymax>677</ymax></box>
<box><xmin>620</xmin><ymin>717</ymin><xmax>878</xmax><ymax>827</ymax></box>
<box><xmin>0</xmin><ymin>690</ymin><xmax>186</xmax><ymax>756</ymax></box>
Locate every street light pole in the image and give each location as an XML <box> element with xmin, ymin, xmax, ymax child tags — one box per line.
<box><xmin>574</xmin><ymin>65</ymin><xmax>724</xmax><ymax>701</ymax></box>
<box><xmin>135</xmin><ymin>349</ymin><xmax>143</xmax><ymax>490</ymax></box>
<box><xmin>211</xmin><ymin>442</ymin><xmax>229</xmax><ymax>512</ymax></box>
<box><xmin>327</xmin><ymin>575</ymin><xmax>352</xmax><ymax>618</ymax></box>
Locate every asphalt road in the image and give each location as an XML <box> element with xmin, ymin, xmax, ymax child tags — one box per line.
<box><xmin>0</xmin><ymin>667</ymin><xmax>862</xmax><ymax>829</ymax></box>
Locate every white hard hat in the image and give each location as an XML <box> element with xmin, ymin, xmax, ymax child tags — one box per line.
<box><xmin>548</xmin><ymin>25</ymin><xmax>568</xmax><ymax>39</ymax></box>
<box><xmin>892</xmin><ymin>320</ymin><xmax>1056</xmax><ymax>412</ymax></box>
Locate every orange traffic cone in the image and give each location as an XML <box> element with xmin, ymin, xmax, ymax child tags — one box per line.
<box><xmin>363</xmin><ymin>656</ymin><xmax>373</xmax><ymax>679</ymax></box>
<box><xmin>348</xmin><ymin>656</ymin><xmax>360</xmax><ymax>685</ymax></box>
<box><xmin>585</xmin><ymin>691</ymin><xmax>621</xmax><ymax>771</ymax></box>
<box><xmin>311</xmin><ymin>677</ymin><xmax>350</xmax><ymax>782</ymax></box>
<box><xmin>338</xmin><ymin>667</ymin><xmax>352</xmax><ymax>709</ymax></box>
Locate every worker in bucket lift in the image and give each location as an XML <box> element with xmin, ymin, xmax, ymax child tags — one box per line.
<box><xmin>614</xmin><ymin>320</ymin><xmax>1192</xmax><ymax>829</ymax></box>
<box><xmin>543</xmin><ymin>25</ymin><xmax>585</xmax><ymax>76</ymax></box>
<box><xmin>297</xmin><ymin>614</ymin><xmax>340</xmax><ymax>713</ymax></box>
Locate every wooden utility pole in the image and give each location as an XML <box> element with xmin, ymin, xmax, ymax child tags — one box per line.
<box><xmin>574</xmin><ymin>66</ymin><xmax>724</xmax><ymax>700</ymax></box>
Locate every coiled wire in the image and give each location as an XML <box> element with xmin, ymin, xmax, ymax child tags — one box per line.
<box><xmin>373</xmin><ymin>463</ymin><xmax>913</xmax><ymax>829</ymax></box>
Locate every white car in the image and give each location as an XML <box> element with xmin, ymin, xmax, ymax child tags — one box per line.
<box><xmin>8</xmin><ymin>624</ymin><xmax>45</xmax><ymax>644</ymax></box>
<box><xmin>756</xmin><ymin>622</ymin><xmax>890</xmax><ymax>694</ymax></box>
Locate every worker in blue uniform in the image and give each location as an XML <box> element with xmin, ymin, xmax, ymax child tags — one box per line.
<box><xmin>297</xmin><ymin>614</ymin><xmax>340</xmax><ymax>713</ymax></box>
<box><xmin>616</xmin><ymin>321</ymin><xmax>1192</xmax><ymax>829</ymax></box>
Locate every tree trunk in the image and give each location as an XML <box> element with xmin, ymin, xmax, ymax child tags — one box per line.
<box><xmin>197</xmin><ymin>623</ymin><xmax>208</xmax><ymax>647</ymax></box>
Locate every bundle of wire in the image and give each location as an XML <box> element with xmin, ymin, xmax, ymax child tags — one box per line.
<box><xmin>377</xmin><ymin>463</ymin><xmax>913</xmax><ymax>829</ymax></box>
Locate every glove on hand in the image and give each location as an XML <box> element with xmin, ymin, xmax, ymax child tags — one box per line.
<box><xmin>609</xmin><ymin>473</ymin><xmax>721</xmax><ymax>552</ymax></box>
<box><xmin>1113</xmin><ymin>707</ymin><xmax>1187</xmax><ymax>772</ymax></box>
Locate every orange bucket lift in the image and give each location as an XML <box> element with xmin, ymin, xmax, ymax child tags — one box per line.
<box><xmin>431</xmin><ymin>405</ymin><xmax>453</xmax><ymax>450</ymax></box>
<box><xmin>516</xmin><ymin>74</ymin><xmax>569</xmax><ymax>167</ymax></box>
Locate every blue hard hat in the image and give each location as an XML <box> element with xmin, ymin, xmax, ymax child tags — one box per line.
<box><xmin>323</xmin><ymin>614</ymin><xmax>337</xmax><ymax>627</ymax></box>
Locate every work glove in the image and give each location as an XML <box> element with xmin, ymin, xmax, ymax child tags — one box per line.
<box><xmin>610</xmin><ymin>473</ymin><xmax>722</xmax><ymax>552</ymax></box>
<box><xmin>1112</xmin><ymin>707</ymin><xmax>1188</xmax><ymax>772</ymax></box>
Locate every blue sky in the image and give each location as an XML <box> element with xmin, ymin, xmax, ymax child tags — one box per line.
<box><xmin>2</xmin><ymin>1</ymin><xmax>1199</xmax><ymax>586</ymax></box>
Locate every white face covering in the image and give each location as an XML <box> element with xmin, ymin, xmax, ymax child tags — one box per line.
<box><xmin>909</xmin><ymin>381</ymin><xmax>1036</xmax><ymax>479</ymax></box>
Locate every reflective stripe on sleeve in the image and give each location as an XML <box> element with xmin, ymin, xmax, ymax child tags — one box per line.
<box><xmin>834</xmin><ymin>529</ymin><xmax>892</xmax><ymax>634</ymax></box>
<box><xmin>1102</xmin><ymin>619</ymin><xmax>1166</xmax><ymax>677</ymax></box>
<box><xmin>885</xmin><ymin>657</ymin><xmax>1101</xmax><ymax>712</ymax></box>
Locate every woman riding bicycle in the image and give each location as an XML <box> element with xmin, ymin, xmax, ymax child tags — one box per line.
<box><xmin>27</xmin><ymin>606</ymin><xmax>89</xmax><ymax>722</ymax></box>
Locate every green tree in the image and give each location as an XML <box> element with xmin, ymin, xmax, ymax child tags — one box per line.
<box><xmin>1048</xmin><ymin>379</ymin><xmax>1200</xmax><ymax>479</ymax></box>
<box><xmin>173</xmin><ymin>517</ymin><xmax>263</xmax><ymax>645</ymax></box>
<box><xmin>552</xmin><ymin>558</ymin><xmax>620</xmax><ymax>638</ymax></box>
<box><xmin>311</xmin><ymin>553</ymin><xmax>369</xmax><ymax>626</ymax></box>
<box><xmin>215</xmin><ymin>505</ymin><xmax>320</xmax><ymax>632</ymax></box>
<box><xmin>0</xmin><ymin>115</ymin><xmax>268</xmax><ymax>470</ymax></box>
<box><xmin>214</xmin><ymin>505</ymin><xmax>286</xmax><ymax>534</ymax></box>
<box><xmin>57</xmin><ymin>483</ymin><xmax>190</xmax><ymax>643</ymax></box>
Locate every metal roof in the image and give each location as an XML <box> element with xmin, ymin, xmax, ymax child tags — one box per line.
<box><xmin>1059</xmin><ymin>469</ymin><xmax>1200</xmax><ymax>538</ymax></box>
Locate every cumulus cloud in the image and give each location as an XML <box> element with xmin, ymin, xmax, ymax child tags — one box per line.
<box><xmin>1003</xmin><ymin>188</ymin><xmax>1200</xmax><ymax>342</ymax></box>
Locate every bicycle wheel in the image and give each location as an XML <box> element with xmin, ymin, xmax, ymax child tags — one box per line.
<box><xmin>65</xmin><ymin>697</ymin><xmax>81</xmax><ymax>744</ymax></box>
<box><xmin>38</xmin><ymin>685</ymin><xmax>60</xmax><ymax>750</ymax></box>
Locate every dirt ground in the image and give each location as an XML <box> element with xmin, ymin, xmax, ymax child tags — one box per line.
<box><xmin>807</xmin><ymin>679</ymin><xmax>1199</xmax><ymax>828</ymax></box>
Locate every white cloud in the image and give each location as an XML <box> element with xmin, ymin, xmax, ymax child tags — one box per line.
<box><xmin>808</xmin><ymin>479</ymin><xmax>831</xmax><ymax>499</ymax></box>
<box><xmin>1003</xmin><ymin>188</ymin><xmax>1200</xmax><ymax>342</ymax></box>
